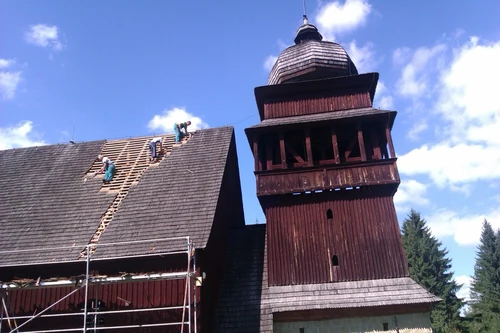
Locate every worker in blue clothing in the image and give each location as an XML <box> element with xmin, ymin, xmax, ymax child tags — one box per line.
<box><xmin>173</xmin><ymin>121</ymin><xmax>191</xmax><ymax>143</ymax></box>
<box><xmin>97</xmin><ymin>154</ymin><xmax>115</xmax><ymax>183</ymax></box>
<box><xmin>149</xmin><ymin>137</ymin><xmax>165</xmax><ymax>163</ymax></box>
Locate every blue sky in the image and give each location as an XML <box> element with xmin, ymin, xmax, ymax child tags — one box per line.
<box><xmin>2</xmin><ymin>0</ymin><xmax>500</xmax><ymax>305</ymax></box>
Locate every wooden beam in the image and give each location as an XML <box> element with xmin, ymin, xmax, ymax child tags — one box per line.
<box><xmin>266</xmin><ymin>144</ymin><xmax>273</xmax><ymax>170</ymax></box>
<box><xmin>252</xmin><ymin>140</ymin><xmax>260</xmax><ymax>171</ymax></box>
<box><xmin>305</xmin><ymin>128</ymin><xmax>313</xmax><ymax>166</ymax></box>
<box><xmin>331</xmin><ymin>127</ymin><xmax>340</xmax><ymax>164</ymax></box>
<box><xmin>285</xmin><ymin>145</ymin><xmax>305</xmax><ymax>163</ymax></box>
<box><xmin>386</xmin><ymin>124</ymin><xmax>396</xmax><ymax>158</ymax></box>
<box><xmin>344</xmin><ymin>135</ymin><xmax>358</xmax><ymax>160</ymax></box>
<box><xmin>371</xmin><ymin>129</ymin><xmax>381</xmax><ymax>160</ymax></box>
<box><xmin>357</xmin><ymin>123</ymin><xmax>367</xmax><ymax>162</ymax></box>
<box><xmin>279</xmin><ymin>132</ymin><xmax>286</xmax><ymax>169</ymax></box>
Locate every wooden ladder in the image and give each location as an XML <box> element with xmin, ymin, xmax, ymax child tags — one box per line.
<box><xmin>80</xmin><ymin>133</ymin><xmax>193</xmax><ymax>258</ymax></box>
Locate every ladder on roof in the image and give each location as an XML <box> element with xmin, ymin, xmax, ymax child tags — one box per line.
<box><xmin>80</xmin><ymin>134</ymin><xmax>193</xmax><ymax>258</ymax></box>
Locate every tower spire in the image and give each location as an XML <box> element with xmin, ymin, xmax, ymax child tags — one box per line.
<box><xmin>294</xmin><ymin>1</ymin><xmax>322</xmax><ymax>45</ymax></box>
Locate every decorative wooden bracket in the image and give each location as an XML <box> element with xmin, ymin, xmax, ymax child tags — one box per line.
<box><xmin>286</xmin><ymin>145</ymin><xmax>305</xmax><ymax>164</ymax></box>
<box><xmin>304</xmin><ymin>129</ymin><xmax>313</xmax><ymax>166</ymax></box>
<box><xmin>279</xmin><ymin>132</ymin><xmax>286</xmax><ymax>169</ymax></box>
<box><xmin>370</xmin><ymin>129</ymin><xmax>382</xmax><ymax>160</ymax></box>
<box><xmin>357</xmin><ymin>123</ymin><xmax>367</xmax><ymax>162</ymax></box>
<box><xmin>331</xmin><ymin>127</ymin><xmax>340</xmax><ymax>164</ymax></box>
<box><xmin>344</xmin><ymin>135</ymin><xmax>361</xmax><ymax>162</ymax></box>
<box><xmin>385</xmin><ymin>123</ymin><xmax>396</xmax><ymax>158</ymax></box>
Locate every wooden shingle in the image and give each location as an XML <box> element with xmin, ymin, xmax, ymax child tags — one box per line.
<box><xmin>0</xmin><ymin>126</ymin><xmax>235</xmax><ymax>266</ymax></box>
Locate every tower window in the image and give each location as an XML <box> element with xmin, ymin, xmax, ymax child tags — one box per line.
<box><xmin>383</xmin><ymin>323</ymin><xmax>389</xmax><ymax>331</ymax></box>
<box><xmin>299</xmin><ymin>328</ymin><xmax>305</xmax><ymax>333</ymax></box>
<box><xmin>331</xmin><ymin>255</ymin><xmax>339</xmax><ymax>266</ymax></box>
<box><xmin>326</xmin><ymin>209</ymin><xmax>333</xmax><ymax>220</ymax></box>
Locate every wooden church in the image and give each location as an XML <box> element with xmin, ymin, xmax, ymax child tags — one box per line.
<box><xmin>213</xmin><ymin>16</ymin><xmax>440</xmax><ymax>333</ymax></box>
<box><xmin>0</xmin><ymin>14</ymin><xmax>440</xmax><ymax>333</ymax></box>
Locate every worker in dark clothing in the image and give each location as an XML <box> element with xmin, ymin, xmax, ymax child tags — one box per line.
<box><xmin>97</xmin><ymin>155</ymin><xmax>115</xmax><ymax>183</ymax></box>
<box><xmin>174</xmin><ymin>121</ymin><xmax>191</xmax><ymax>143</ymax></box>
<box><xmin>149</xmin><ymin>137</ymin><xmax>164</xmax><ymax>163</ymax></box>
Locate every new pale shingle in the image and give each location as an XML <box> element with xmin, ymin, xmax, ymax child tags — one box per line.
<box><xmin>89</xmin><ymin>126</ymin><xmax>235</xmax><ymax>258</ymax></box>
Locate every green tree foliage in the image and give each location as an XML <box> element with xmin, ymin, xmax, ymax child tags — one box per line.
<box><xmin>401</xmin><ymin>209</ymin><xmax>464</xmax><ymax>333</ymax></box>
<box><xmin>467</xmin><ymin>220</ymin><xmax>500</xmax><ymax>332</ymax></box>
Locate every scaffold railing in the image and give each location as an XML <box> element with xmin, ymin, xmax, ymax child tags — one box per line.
<box><xmin>0</xmin><ymin>236</ymin><xmax>197</xmax><ymax>333</ymax></box>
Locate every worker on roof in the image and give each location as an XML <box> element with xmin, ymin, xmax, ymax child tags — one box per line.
<box><xmin>97</xmin><ymin>155</ymin><xmax>115</xmax><ymax>183</ymax></box>
<box><xmin>149</xmin><ymin>137</ymin><xmax>164</xmax><ymax>163</ymax></box>
<box><xmin>173</xmin><ymin>121</ymin><xmax>191</xmax><ymax>143</ymax></box>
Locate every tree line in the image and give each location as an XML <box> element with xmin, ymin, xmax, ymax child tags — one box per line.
<box><xmin>401</xmin><ymin>209</ymin><xmax>500</xmax><ymax>332</ymax></box>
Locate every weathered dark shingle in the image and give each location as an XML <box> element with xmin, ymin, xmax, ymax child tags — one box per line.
<box><xmin>0</xmin><ymin>126</ymin><xmax>236</xmax><ymax>265</ymax></box>
<box><xmin>214</xmin><ymin>224</ymin><xmax>440</xmax><ymax>332</ymax></box>
<box><xmin>268</xmin><ymin>40</ymin><xmax>358</xmax><ymax>85</ymax></box>
<box><xmin>214</xmin><ymin>224</ymin><xmax>270</xmax><ymax>333</ymax></box>
<box><xmin>0</xmin><ymin>141</ymin><xmax>112</xmax><ymax>266</ymax></box>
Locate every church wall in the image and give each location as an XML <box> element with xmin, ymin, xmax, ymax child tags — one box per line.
<box><xmin>274</xmin><ymin>312</ymin><xmax>432</xmax><ymax>333</ymax></box>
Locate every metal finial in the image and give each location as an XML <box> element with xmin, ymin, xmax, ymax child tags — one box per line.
<box><xmin>302</xmin><ymin>0</ymin><xmax>307</xmax><ymax>17</ymax></box>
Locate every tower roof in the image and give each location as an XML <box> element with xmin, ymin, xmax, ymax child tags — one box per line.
<box><xmin>268</xmin><ymin>15</ymin><xmax>358</xmax><ymax>85</ymax></box>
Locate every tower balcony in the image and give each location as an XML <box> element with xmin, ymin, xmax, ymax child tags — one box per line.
<box><xmin>254</xmin><ymin>158</ymin><xmax>399</xmax><ymax>197</ymax></box>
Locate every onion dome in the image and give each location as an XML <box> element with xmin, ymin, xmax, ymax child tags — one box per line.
<box><xmin>268</xmin><ymin>15</ymin><xmax>358</xmax><ymax>85</ymax></box>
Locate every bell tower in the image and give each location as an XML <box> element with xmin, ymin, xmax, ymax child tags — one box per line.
<box><xmin>245</xmin><ymin>17</ymin><xmax>408</xmax><ymax>287</ymax></box>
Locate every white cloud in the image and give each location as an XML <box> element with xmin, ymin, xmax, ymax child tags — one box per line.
<box><xmin>25</xmin><ymin>24</ymin><xmax>63</xmax><ymax>51</ymax></box>
<box><xmin>399</xmin><ymin>143</ymin><xmax>500</xmax><ymax>188</ymax></box>
<box><xmin>455</xmin><ymin>275</ymin><xmax>472</xmax><ymax>316</ymax></box>
<box><xmin>374</xmin><ymin>81</ymin><xmax>393</xmax><ymax>109</ymax></box>
<box><xmin>394</xmin><ymin>44</ymin><xmax>447</xmax><ymax>97</ymax></box>
<box><xmin>406</xmin><ymin>120</ymin><xmax>428</xmax><ymax>141</ymax></box>
<box><xmin>455</xmin><ymin>275</ymin><xmax>472</xmax><ymax>301</ymax></box>
<box><xmin>0</xmin><ymin>58</ymin><xmax>22</xmax><ymax>100</ymax></box>
<box><xmin>263</xmin><ymin>55</ymin><xmax>278</xmax><ymax>71</ymax></box>
<box><xmin>396</xmin><ymin>36</ymin><xmax>500</xmax><ymax>191</ymax></box>
<box><xmin>378</xmin><ymin>96</ymin><xmax>393</xmax><ymax>109</ymax></box>
<box><xmin>0</xmin><ymin>59</ymin><xmax>14</xmax><ymax>69</ymax></box>
<box><xmin>147</xmin><ymin>107</ymin><xmax>209</xmax><ymax>133</ymax></box>
<box><xmin>392</xmin><ymin>47</ymin><xmax>411</xmax><ymax>66</ymax></box>
<box><xmin>436</xmin><ymin>37</ymin><xmax>500</xmax><ymax>144</ymax></box>
<box><xmin>0</xmin><ymin>121</ymin><xmax>46</xmax><ymax>150</ymax></box>
<box><xmin>346</xmin><ymin>40</ymin><xmax>377</xmax><ymax>73</ymax></box>
<box><xmin>394</xmin><ymin>179</ymin><xmax>429</xmax><ymax>213</ymax></box>
<box><xmin>315</xmin><ymin>0</ymin><xmax>372</xmax><ymax>41</ymax></box>
<box><xmin>425</xmin><ymin>207</ymin><xmax>500</xmax><ymax>246</ymax></box>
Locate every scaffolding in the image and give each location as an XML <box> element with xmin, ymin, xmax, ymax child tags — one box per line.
<box><xmin>0</xmin><ymin>236</ymin><xmax>197</xmax><ymax>333</ymax></box>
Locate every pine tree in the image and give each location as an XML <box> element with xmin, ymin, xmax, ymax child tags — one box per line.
<box><xmin>401</xmin><ymin>209</ymin><xmax>464</xmax><ymax>333</ymax></box>
<box><xmin>468</xmin><ymin>220</ymin><xmax>500</xmax><ymax>332</ymax></box>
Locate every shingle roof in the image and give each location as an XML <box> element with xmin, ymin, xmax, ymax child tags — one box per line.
<box><xmin>95</xmin><ymin>126</ymin><xmax>235</xmax><ymax>258</ymax></box>
<box><xmin>268</xmin><ymin>40</ymin><xmax>358</xmax><ymax>85</ymax></box>
<box><xmin>0</xmin><ymin>141</ymin><xmax>111</xmax><ymax>266</ymax></box>
<box><xmin>246</xmin><ymin>107</ymin><xmax>396</xmax><ymax>130</ymax></box>
<box><xmin>0</xmin><ymin>126</ymin><xmax>236</xmax><ymax>266</ymax></box>
<box><xmin>214</xmin><ymin>224</ymin><xmax>440</xmax><ymax>333</ymax></box>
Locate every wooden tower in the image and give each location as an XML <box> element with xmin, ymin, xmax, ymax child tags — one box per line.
<box><xmin>245</xmin><ymin>16</ymin><xmax>439</xmax><ymax>332</ymax></box>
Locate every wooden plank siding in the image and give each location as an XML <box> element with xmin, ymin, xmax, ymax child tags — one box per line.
<box><xmin>262</xmin><ymin>191</ymin><xmax>409</xmax><ymax>286</ymax></box>
<box><xmin>263</xmin><ymin>91</ymin><xmax>372</xmax><ymax>119</ymax></box>
<box><xmin>255</xmin><ymin>159</ymin><xmax>399</xmax><ymax>196</ymax></box>
<box><xmin>7</xmin><ymin>279</ymin><xmax>198</xmax><ymax>333</ymax></box>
